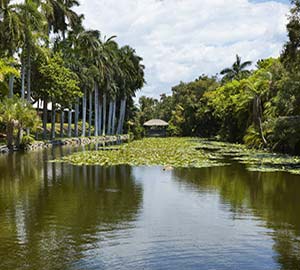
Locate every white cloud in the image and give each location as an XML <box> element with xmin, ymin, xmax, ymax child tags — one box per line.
<box><xmin>77</xmin><ymin>0</ymin><xmax>289</xmax><ymax>99</ymax></box>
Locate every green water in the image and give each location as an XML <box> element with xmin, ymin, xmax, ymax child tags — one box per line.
<box><xmin>0</xmin><ymin>146</ymin><xmax>300</xmax><ymax>269</ymax></box>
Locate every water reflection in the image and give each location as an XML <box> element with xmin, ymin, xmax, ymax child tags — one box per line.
<box><xmin>0</xmin><ymin>147</ymin><xmax>142</xmax><ymax>270</ymax></box>
<box><xmin>1</xmin><ymin>147</ymin><xmax>300</xmax><ymax>270</ymax></box>
<box><xmin>173</xmin><ymin>164</ymin><xmax>300</xmax><ymax>270</ymax></box>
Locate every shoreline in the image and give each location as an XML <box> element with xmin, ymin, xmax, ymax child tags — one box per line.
<box><xmin>0</xmin><ymin>135</ymin><xmax>130</xmax><ymax>154</ymax></box>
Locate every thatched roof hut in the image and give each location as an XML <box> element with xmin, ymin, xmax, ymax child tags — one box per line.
<box><xmin>143</xmin><ymin>119</ymin><xmax>169</xmax><ymax>127</ymax></box>
<box><xmin>143</xmin><ymin>119</ymin><xmax>168</xmax><ymax>137</ymax></box>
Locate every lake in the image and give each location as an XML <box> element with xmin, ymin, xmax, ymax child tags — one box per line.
<box><xmin>0</xmin><ymin>145</ymin><xmax>300</xmax><ymax>270</ymax></box>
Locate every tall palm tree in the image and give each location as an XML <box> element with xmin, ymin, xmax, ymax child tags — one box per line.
<box><xmin>220</xmin><ymin>54</ymin><xmax>252</xmax><ymax>82</ymax></box>
<box><xmin>18</xmin><ymin>0</ymin><xmax>45</xmax><ymax>102</ymax></box>
<box><xmin>116</xmin><ymin>46</ymin><xmax>145</xmax><ymax>135</ymax></box>
<box><xmin>0</xmin><ymin>0</ymin><xmax>24</xmax><ymax>98</ymax></box>
<box><xmin>67</xmin><ymin>28</ymin><xmax>101</xmax><ymax>137</ymax></box>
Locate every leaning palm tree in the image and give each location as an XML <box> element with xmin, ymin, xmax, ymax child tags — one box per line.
<box><xmin>220</xmin><ymin>54</ymin><xmax>252</xmax><ymax>82</ymax></box>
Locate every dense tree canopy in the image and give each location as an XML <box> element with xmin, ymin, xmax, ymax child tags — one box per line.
<box><xmin>0</xmin><ymin>0</ymin><xmax>145</xmax><ymax>147</ymax></box>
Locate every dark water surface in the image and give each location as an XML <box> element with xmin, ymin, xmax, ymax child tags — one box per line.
<box><xmin>0</xmin><ymin>146</ymin><xmax>300</xmax><ymax>270</ymax></box>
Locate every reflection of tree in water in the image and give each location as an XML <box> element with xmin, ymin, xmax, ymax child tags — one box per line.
<box><xmin>173</xmin><ymin>164</ymin><xmax>300</xmax><ymax>270</ymax></box>
<box><xmin>0</xmin><ymin>147</ymin><xmax>142</xmax><ymax>270</ymax></box>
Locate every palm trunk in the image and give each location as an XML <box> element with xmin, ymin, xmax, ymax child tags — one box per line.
<box><xmin>102</xmin><ymin>94</ymin><xmax>107</xmax><ymax>136</ymax></box>
<box><xmin>107</xmin><ymin>100</ymin><xmax>113</xmax><ymax>135</ymax></box>
<box><xmin>67</xmin><ymin>107</ymin><xmax>72</xmax><ymax>137</ymax></box>
<box><xmin>98</xmin><ymin>101</ymin><xmax>102</xmax><ymax>136</ymax></box>
<box><xmin>21</xmin><ymin>56</ymin><xmax>25</xmax><ymax>99</ymax></box>
<box><xmin>35</xmin><ymin>101</ymin><xmax>40</xmax><ymax>140</ymax></box>
<box><xmin>88</xmin><ymin>91</ymin><xmax>92</xmax><ymax>137</ymax></box>
<box><xmin>75</xmin><ymin>99</ymin><xmax>79</xmax><ymax>137</ymax></box>
<box><xmin>60</xmin><ymin>110</ymin><xmax>64</xmax><ymax>138</ymax></box>
<box><xmin>94</xmin><ymin>83</ymin><xmax>99</xmax><ymax>136</ymax></box>
<box><xmin>120</xmin><ymin>98</ymin><xmax>127</xmax><ymax>134</ymax></box>
<box><xmin>82</xmin><ymin>88</ymin><xmax>87</xmax><ymax>137</ymax></box>
<box><xmin>26</xmin><ymin>46</ymin><xmax>31</xmax><ymax>136</ymax></box>
<box><xmin>8</xmin><ymin>75</ymin><xmax>14</xmax><ymax>98</ymax></box>
<box><xmin>254</xmin><ymin>96</ymin><xmax>267</xmax><ymax>146</ymax></box>
<box><xmin>51</xmin><ymin>101</ymin><xmax>56</xmax><ymax>140</ymax></box>
<box><xmin>116</xmin><ymin>99</ymin><xmax>125</xmax><ymax>135</ymax></box>
<box><xmin>42</xmin><ymin>97</ymin><xmax>48</xmax><ymax>140</ymax></box>
<box><xmin>26</xmin><ymin>48</ymin><xmax>31</xmax><ymax>103</ymax></box>
<box><xmin>111</xmin><ymin>99</ymin><xmax>116</xmax><ymax>135</ymax></box>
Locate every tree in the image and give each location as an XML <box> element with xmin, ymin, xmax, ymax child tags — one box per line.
<box><xmin>281</xmin><ymin>0</ymin><xmax>300</xmax><ymax>72</ymax></box>
<box><xmin>0</xmin><ymin>97</ymin><xmax>40</xmax><ymax>148</ymax></box>
<box><xmin>0</xmin><ymin>58</ymin><xmax>19</xmax><ymax>96</ymax></box>
<box><xmin>33</xmin><ymin>53</ymin><xmax>81</xmax><ymax>139</ymax></box>
<box><xmin>220</xmin><ymin>54</ymin><xmax>252</xmax><ymax>82</ymax></box>
<box><xmin>116</xmin><ymin>45</ymin><xmax>145</xmax><ymax>135</ymax></box>
<box><xmin>241</xmin><ymin>71</ymin><xmax>272</xmax><ymax>146</ymax></box>
<box><xmin>0</xmin><ymin>0</ymin><xmax>24</xmax><ymax>97</ymax></box>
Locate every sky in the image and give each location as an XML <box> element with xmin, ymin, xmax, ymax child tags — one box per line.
<box><xmin>76</xmin><ymin>0</ymin><xmax>291</xmax><ymax>100</ymax></box>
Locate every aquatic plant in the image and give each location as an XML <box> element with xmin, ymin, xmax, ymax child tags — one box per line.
<box><xmin>57</xmin><ymin>138</ymin><xmax>300</xmax><ymax>175</ymax></box>
<box><xmin>59</xmin><ymin>138</ymin><xmax>227</xmax><ymax>168</ymax></box>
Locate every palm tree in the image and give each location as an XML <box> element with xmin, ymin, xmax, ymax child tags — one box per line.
<box><xmin>242</xmin><ymin>71</ymin><xmax>272</xmax><ymax>146</ymax></box>
<box><xmin>116</xmin><ymin>46</ymin><xmax>145</xmax><ymax>135</ymax></box>
<box><xmin>0</xmin><ymin>0</ymin><xmax>24</xmax><ymax>98</ymax></box>
<box><xmin>18</xmin><ymin>0</ymin><xmax>45</xmax><ymax>102</ymax></box>
<box><xmin>220</xmin><ymin>54</ymin><xmax>252</xmax><ymax>82</ymax></box>
<box><xmin>67</xmin><ymin>28</ymin><xmax>101</xmax><ymax>137</ymax></box>
<box><xmin>97</xmin><ymin>35</ymin><xmax>117</xmax><ymax>136</ymax></box>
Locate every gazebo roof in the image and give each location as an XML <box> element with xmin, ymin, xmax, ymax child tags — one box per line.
<box><xmin>143</xmin><ymin>119</ymin><xmax>169</xmax><ymax>127</ymax></box>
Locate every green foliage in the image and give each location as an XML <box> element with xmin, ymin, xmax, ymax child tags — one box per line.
<box><xmin>0</xmin><ymin>97</ymin><xmax>40</xmax><ymax>147</ymax></box>
<box><xmin>35</xmin><ymin>52</ymin><xmax>81</xmax><ymax>106</ymax></box>
<box><xmin>21</xmin><ymin>134</ymin><xmax>35</xmax><ymax>145</ymax></box>
<box><xmin>0</xmin><ymin>58</ymin><xmax>19</xmax><ymax>95</ymax></box>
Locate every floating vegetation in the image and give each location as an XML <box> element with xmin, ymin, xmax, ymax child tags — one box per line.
<box><xmin>58</xmin><ymin>138</ymin><xmax>228</xmax><ymax>168</ymax></box>
<box><xmin>56</xmin><ymin>138</ymin><xmax>300</xmax><ymax>175</ymax></box>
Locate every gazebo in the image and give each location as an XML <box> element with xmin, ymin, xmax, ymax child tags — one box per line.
<box><xmin>143</xmin><ymin>119</ymin><xmax>169</xmax><ymax>137</ymax></box>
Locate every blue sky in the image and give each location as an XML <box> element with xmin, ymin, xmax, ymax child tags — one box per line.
<box><xmin>77</xmin><ymin>0</ymin><xmax>291</xmax><ymax>99</ymax></box>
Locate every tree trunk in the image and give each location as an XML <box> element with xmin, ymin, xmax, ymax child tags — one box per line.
<box><xmin>6</xmin><ymin>122</ymin><xmax>14</xmax><ymax>149</ymax></box>
<box><xmin>60</xmin><ymin>110</ymin><xmax>64</xmax><ymax>138</ymax></box>
<box><xmin>102</xmin><ymin>94</ymin><xmax>107</xmax><ymax>136</ymax></box>
<box><xmin>51</xmin><ymin>101</ymin><xmax>56</xmax><ymax>140</ymax></box>
<box><xmin>88</xmin><ymin>91</ymin><xmax>92</xmax><ymax>137</ymax></box>
<box><xmin>21</xmin><ymin>56</ymin><xmax>25</xmax><ymax>99</ymax></box>
<box><xmin>26</xmin><ymin>48</ymin><xmax>31</xmax><ymax>103</ymax></box>
<box><xmin>26</xmin><ymin>46</ymin><xmax>31</xmax><ymax>136</ymax></box>
<box><xmin>98</xmin><ymin>101</ymin><xmax>102</xmax><ymax>136</ymax></box>
<box><xmin>254</xmin><ymin>96</ymin><xmax>267</xmax><ymax>146</ymax></box>
<box><xmin>120</xmin><ymin>98</ymin><xmax>127</xmax><ymax>134</ymax></box>
<box><xmin>107</xmin><ymin>100</ymin><xmax>113</xmax><ymax>135</ymax></box>
<box><xmin>67</xmin><ymin>107</ymin><xmax>72</xmax><ymax>137</ymax></box>
<box><xmin>117</xmin><ymin>99</ymin><xmax>125</xmax><ymax>135</ymax></box>
<box><xmin>111</xmin><ymin>99</ymin><xmax>116</xmax><ymax>135</ymax></box>
<box><xmin>8</xmin><ymin>75</ymin><xmax>14</xmax><ymax>98</ymax></box>
<box><xmin>42</xmin><ymin>97</ymin><xmax>48</xmax><ymax>140</ymax></box>
<box><xmin>94</xmin><ymin>83</ymin><xmax>99</xmax><ymax>136</ymax></box>
<box><xmin>82</xmin><ymin>88</ymin><xmax>87</xmax><ymax>137</ymax></box>
<box><xmin>35</xmin><ymin>100</ymin><xmax>40</xmax><ymax>140</ymax></box>
<box><xmin>75</xmin><ymin>99</ymin><xmax>79</xmax><ymax>137</ymax></box>
<box><xmin>16</xmin><ymin>128</ymin><xmax>23</xmax><ymax>148</ymax></box>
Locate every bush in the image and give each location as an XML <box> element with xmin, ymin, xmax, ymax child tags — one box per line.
<box><xmin>21</xmin><ymin>135</ymin><xmax>35</xmax><ymax>146</ymax></box>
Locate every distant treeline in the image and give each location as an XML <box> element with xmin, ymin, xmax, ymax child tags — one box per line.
<box><xmin>133</xmin><ymin>0</ymin><xmax>300</xmax><ymax>155</ymax></box>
